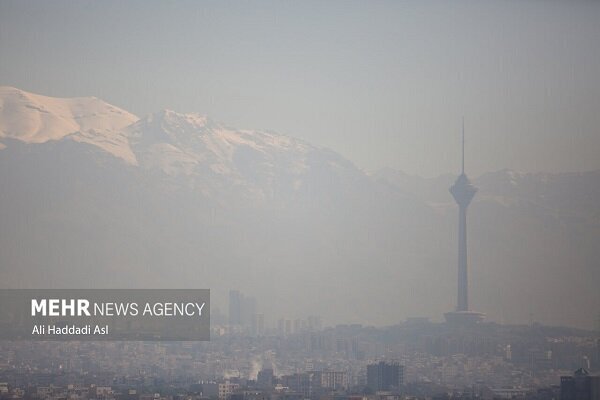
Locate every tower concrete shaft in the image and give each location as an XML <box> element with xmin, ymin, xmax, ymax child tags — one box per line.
<box><xmin>457</xmin><ymin>203</ymin><xmax>468</xmax><ymax>311</ymax></box>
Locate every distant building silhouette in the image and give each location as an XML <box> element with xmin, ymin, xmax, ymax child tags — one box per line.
<box><xmin>281</xmin><ymin>372</ymin><xmax>313</xmax><ymax>397</ymax></box>
<box><xmin>257</xmin><ymin>368</ymin><xmax>274</xmax><ymax>388</ymax></box>
<box><xmin>255</xmin><ymin>313</ymin><xmax>265</xmax><ymax>336</ymax></box>
<box><xmin>229</xmin><ymin>290</ymin><xmax>242</xmax><ymax>326</ymax></box>
<box><xmin>229</xmin><ymin>289</ymin><xmax>257</xmax><ymax>330</ymax></box>
<box><xmin>315</xmin><ymin>370</ymin><xmax>348</xmax><ymax>390</ymax></box>
<box><xmin>560</xmin><ymin>368</ymin><xmax>600</xmax><ymax>400</ymax></box>
<box><xmin>366</xmin><ymin>361</ymin><xmax>403</xmax><ymax>392</ymax></box>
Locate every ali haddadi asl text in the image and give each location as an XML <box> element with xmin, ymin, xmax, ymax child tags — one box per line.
<box><xmin>31</xmin><ymin>324</ymin><xmax>108</xmax><ymax>336</ymax></box>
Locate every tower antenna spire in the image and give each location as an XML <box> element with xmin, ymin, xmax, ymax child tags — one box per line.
<box><xmin>461</xmin><ymin>117</ymin><xmax>465</xmax><ymax>175</ymax></box>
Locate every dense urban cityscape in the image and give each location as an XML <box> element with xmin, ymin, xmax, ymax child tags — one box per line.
<box><xmin>0</xmin><ymin>300</ymin><xmax>599</xmax><ymax>400</ymax></box>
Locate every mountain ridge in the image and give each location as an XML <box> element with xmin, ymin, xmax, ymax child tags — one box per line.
<box><xmin>0</xmin><ymin>87</ymin><xmax>366</xmax><ymax>201</ymax></box>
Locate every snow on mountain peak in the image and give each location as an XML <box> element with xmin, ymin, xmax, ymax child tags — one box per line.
<box><xmin>0</xmin><ymin>88</ymin><xmax>362</xmax><ymax>200</ymax></box>
<box><xmin>124</xmin><ymin>109</ymin><xmax>317</xmax><ymax>187</ymax></box>
<box><xmin>149</xmin><ymin>109</ymin><xmax>210</xmax><ymax>128</ymax></box>
<box><xmin>0</xmin><ymin>86</ymin><xmax>139</xmax><ymax>164</ymax></box>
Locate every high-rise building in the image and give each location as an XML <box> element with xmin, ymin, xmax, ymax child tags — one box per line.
<box><xmin>315</xmin><ymin>370</ymin><xmax>348</xmax><ymax>390</ymax></box>
<box><xmin>202</xmin><ymin>381</ymin><xmax>240</xmax><ymax>400</ymax></box>
<box><xmin>257</xmin><ymin>368</ymin><xmax>274</xmax><ymax>388</ymax></box>
<box><xmin>307</xmin><ymin>315</ymin><xmax>322</xmax><ymax>331</ymax></box>
<box><xmin>229</xmin><ymin>290</ymin><xmax>242</xmax><ymax>326</ymax></box>
<box><xmin>255</xmin><ymin>313</ymin><xmax>265</xmax><ymax>336</ymax></box>
<box><xmin>366</xmin><ymin>361</ymin><xmax>403</xmax><ymax>392</ymax></box>
<box><xmin>560</xmin><ymin>368</ymin><xmax>600</xmax><ymax>400</ymax></box>
<box><xmin>596</xmin><ymin>339</ymin><xmax>600</xmax><ymax>370</ymax></box>
<box><xmin>241</xmin><ymin>295</ymin><xmax>256</xmax><ymax>326</ymax></box>
<box><xmin>281</xmin><ymin>373</ymin><xmax>313</xmax><ymax>397</ymax></box>
<box><xmin>444</xmin><ymin>120</ymin><xmax>485</xmax><ymax>324</ymax></box>
<box><xmin>229</xmin><ymin>289</ymin><xmax>257</xmax><ymax>330</ymax></box>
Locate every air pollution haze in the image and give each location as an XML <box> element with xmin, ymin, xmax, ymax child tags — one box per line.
<box><xmin>0</xmin><ymin>1</ymin><xmax>599</xmax><ymax>331</ymax></box>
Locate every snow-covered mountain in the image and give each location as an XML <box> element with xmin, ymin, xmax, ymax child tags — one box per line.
<box><xmin>0</xmin><ymin>87</ymin><xmax>598</xmax><ymax>329</ymax></box>
<box><xmin>0</xmin><ymin>86</ymin><xmax>138</xmax><ymax>163</ymax></box>
<box><xmin>0</xmin><ymin>87</ymin><xmax>363</xmax><ymax>201</ymax></box>
<box><xmin>125</xmin><ymin>109</ymin><xmax>363</xmax><ymax>200</ymax></box>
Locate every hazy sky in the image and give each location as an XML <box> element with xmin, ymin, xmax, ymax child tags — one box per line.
<box><xmin>1</xmin><ymin>0</ymin><xmax>599</xmax><ymax>177</ymax></box>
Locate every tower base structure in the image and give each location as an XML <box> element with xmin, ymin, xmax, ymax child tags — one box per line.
<box><xmin>444</xmin><ymin>310</ymin><xmax>485</xmax><ymax>325</ymax></box>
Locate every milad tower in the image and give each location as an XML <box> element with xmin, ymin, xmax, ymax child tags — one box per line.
<box><xmin>444</xmin><ymin>120</ymin><xmax>485</xmax><ymax>324</ymax></box>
